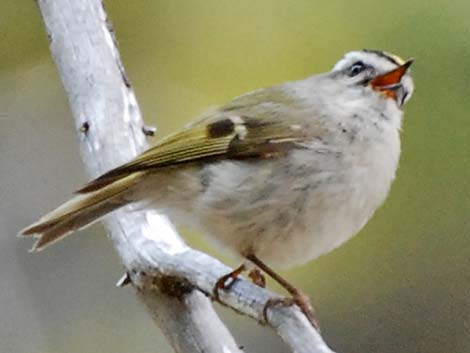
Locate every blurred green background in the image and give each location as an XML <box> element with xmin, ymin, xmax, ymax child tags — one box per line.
<box><xmin>1</xmin><ymin>0</ymin><xmax>469</xmax><ymax>352</ymax></box>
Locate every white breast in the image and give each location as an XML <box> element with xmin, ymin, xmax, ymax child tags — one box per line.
<box><xmin>254</xmin><ymin>99</ymin><xmax>403</xmax><ymax>267</ymax></box>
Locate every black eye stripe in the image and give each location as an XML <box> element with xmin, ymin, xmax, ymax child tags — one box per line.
<box><xmin>363</xmin><ymin>49</ymin><xmax>401</xmax><ymax>66</ymax></box>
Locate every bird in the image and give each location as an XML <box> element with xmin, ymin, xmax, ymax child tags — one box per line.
<box><xmin>20</xmin><ymin>49</ymin><xmax>414</xmax><ymax>328</ymax></box>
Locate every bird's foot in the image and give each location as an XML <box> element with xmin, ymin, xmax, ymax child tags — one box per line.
<box><xmin>263</xmin><ymin>289</ymin><xmax>320</xmax><ymax>331</ymax></box>
<box><xmin>248</xmin><ymin>267</ymin><xmax>266</xmax><ymax>288</ymax></box>
<box><xmin>245</xmin><ymin>253</ymin><xmax>321</xmax><ymax>330</ymax></box>
<box><xmin>212</xmin><ymin>264</ymin><xmax>246</xmax><ymax>302</ymax></box>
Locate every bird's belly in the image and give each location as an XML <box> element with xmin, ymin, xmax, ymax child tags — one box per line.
<box><xmin>253</xmin><ymin>182</ymin><xmax>382</xmax><ymax>267</ymax></box>
<box><xmin>209</xmin><ymin>186</ymin><xmax>379</xmax><ymax>267</ymax></box>
<box><xmin>193</xmin><ymin>156</ymin><xmax>394</xmax><ymax>268</ymax></box>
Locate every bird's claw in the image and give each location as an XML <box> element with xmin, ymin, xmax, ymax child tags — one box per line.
<box><xmin>248</xmin><ymin>267</ymin><xmax>266</xmax><ymax>288</ymax></box>
<box><xmin>263</xmin><ymin>291</ymin><xmax>320</xmax><ymax>332</ymax></box>
<box><xmin>212</xmin><ymin>264</ymin><xmax>246</xmax><ymax>302</ymax></box>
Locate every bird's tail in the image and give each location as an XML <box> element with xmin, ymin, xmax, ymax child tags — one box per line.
<box><xmin>19</xmin><ymin>172</ymin><xmax>145</xmax><ymax>251</ymax></box>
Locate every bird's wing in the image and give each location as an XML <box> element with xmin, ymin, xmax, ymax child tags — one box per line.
<box><xmin>78</xmin><ymin>92</ymin><xmax>320</xmax><ymax>193</ymax></box>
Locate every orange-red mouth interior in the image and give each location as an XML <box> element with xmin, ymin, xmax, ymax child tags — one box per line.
<box><xmin>369</xmin><ymin>60</ymin><xmax>413</xmax><ymax>99</ymax></box>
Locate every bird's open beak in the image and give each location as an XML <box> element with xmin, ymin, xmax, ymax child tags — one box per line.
<box><xmin>369</xmin><ymin>59</ymin><xmax>414</xmax><ymax>100</ymax></box>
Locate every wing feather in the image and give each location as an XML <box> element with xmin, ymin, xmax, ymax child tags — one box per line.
<box><xmin>78</xmin><ymin>97</ymin><xmax>319</xmax><ymax>193</ymax></box>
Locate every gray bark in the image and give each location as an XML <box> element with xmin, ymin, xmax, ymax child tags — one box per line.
<box><xmin>36</xmin><ymin>0</ymin><xmax>335</xmax><ymax>352</ymax></box>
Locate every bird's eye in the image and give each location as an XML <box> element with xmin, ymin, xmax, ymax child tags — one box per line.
<box><xmin>348</xmin><ymin>61</ymin><xmax>366</xmax><ymax>77</ymax></box>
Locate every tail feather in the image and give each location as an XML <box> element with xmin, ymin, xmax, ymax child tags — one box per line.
<box><xmin>20</xmin><ymin>172</ymin><xmax>145</xmax><ymax>251</ymax></box>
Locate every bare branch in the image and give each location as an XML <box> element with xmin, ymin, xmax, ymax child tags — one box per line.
<box><xmin>36</xmin><ymin>0</ymin><xmax>335</xmax><ymax>352</ymax></box>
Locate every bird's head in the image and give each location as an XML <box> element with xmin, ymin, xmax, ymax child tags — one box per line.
<box><xmin>331</xmin><ymin>49</ymin><xmax>414</xmax><ymax>107</ymax></box>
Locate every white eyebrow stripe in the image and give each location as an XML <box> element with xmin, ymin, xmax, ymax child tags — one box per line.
<box><xmin>332</xmin><ymin>50</ymin><xmax>404</xmax><ymax>72</ymax></box>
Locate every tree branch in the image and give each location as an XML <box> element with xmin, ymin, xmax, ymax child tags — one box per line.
<box><xmin>36</xmin><ymin>0</ymin><xmax>335</xmax><ymax>352</ymax></box>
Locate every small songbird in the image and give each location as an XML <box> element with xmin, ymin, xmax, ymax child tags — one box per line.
<box><xmin>20</xmin><ymin>49</ymin><xmax>414</xmax><ymax>327</ymax></box>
